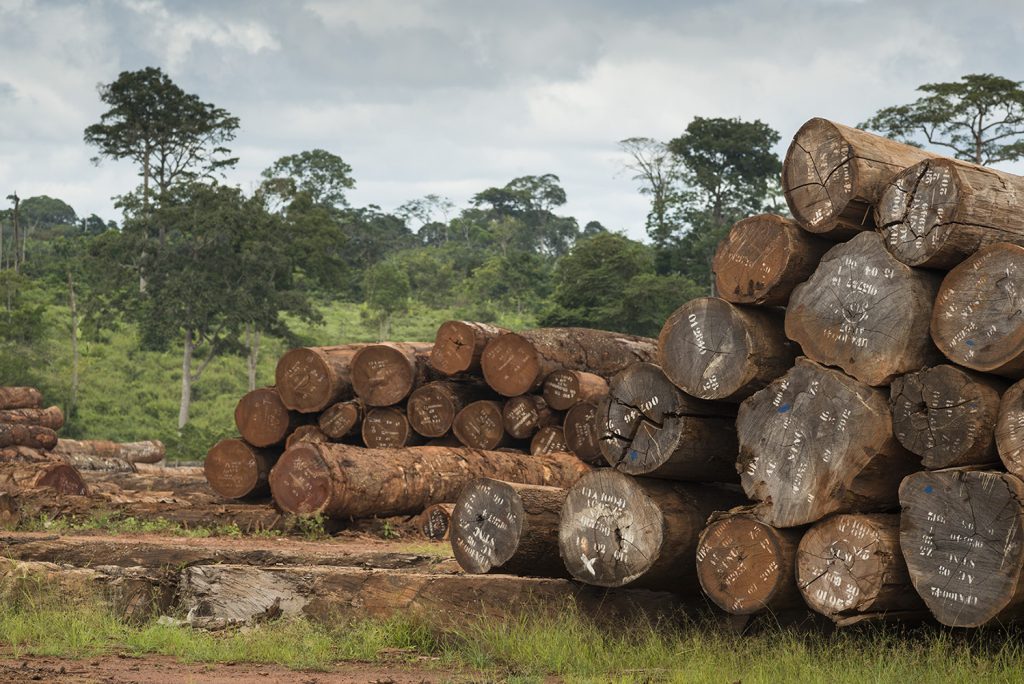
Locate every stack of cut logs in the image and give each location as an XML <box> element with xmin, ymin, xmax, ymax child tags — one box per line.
<box><xmin>208</xmin><ymin>117</ymin><xmax>1024</xmax><ymax>630</ymax></box>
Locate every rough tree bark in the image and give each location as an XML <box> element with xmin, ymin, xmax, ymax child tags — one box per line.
<box><xmin>52</xmin><ymin>439</ymin><xmax>165</xmax><ymax>465</ymax></box>
<box><xmin>0</xmin><ymin>387</ymin><xmax>42</xmax><ymax>410</ymax></box>
<box><xmin>317</xmin><ymin>400</ymin><xmax>363</xmax><ymax>440</ymax></box>
<box><xmin>712</xmin><ymin>214</ymin><xmax>832</xmax><ymax>306</ymax></box>
<box><xmin>452</xmin><ymin>400</ymin><xmax>512</xmax><ymax>450</ymax></box>
<box><xmin>0</xmin><ymin>452</ymin><xmax>88</xmax><ymax>497</ymax></box>
<box><xmin>268</xmin><ymin>443</ymin><xmax>591</xmax><ymax>518</ymax></box>
<box><xmin>274</xmin><ymin>345</ymin><xmax>364</xmax><ymax>413</ymax></box>
<box><xmin>0</xmin><ymin>424</ymin><xmax>58</xmax><ymax>450</ymax></box>
<box><xmin>233</xmin><ymin>387</ymin><xmax>305</xmax><ymax>448</ymax></box>
<box><xmin>204</xmin><ymin>438</ymin><xmax>279</xmax><ymax>500</ymax></box>
<box><xmin>736</xmin><ymin>358</ymin><xmax>919</xmax><ymax>527</ymax></box>
<box><xmin>890</xmin><ymin>365</ymin><xmax>1006</xmax><ymax>469</ymax></box>
<box><xmin>659</xmin><ymin>297</ymin><xmax>798</xmax><ymax>401</ymax></box>
<box><xmin>782</xmin><ymin>118</ymin><xmax>934</xmax><ymax>238</ymax></box>
<box><xmin>563</xmin><ymin>402</ymin><xmax>603</xmax><ymax>464</ymax></box>
<box><xmin>542</xmin><ymin>370</ymin><xmax>608</xmax><ymax>411</ymax></box>
<box><xmin>284</xmin><ymin>424</ymin><xmax>329</xmax><ymax>449</ymax></box>
<box><xmin>599</xmin><ymin>362</ymin><xmax>738</xmax><ymax>482</ymax></box>
<box><xmin>0</xmin><ymin>406</ymin><xmax>64</xmax><ymax>430</ymax></box>
<box><xmin>361</xmin><ymin>407</ymin><xmax>422</xmax><ymax>449</ymax></box>
<box><xmin>407</xmin><ymin>381</ymin><xmax>489</xmax><ymax>438</ymax></box>
<box><xmin>429</xmin><ymin>320</ymin><xmax>510</xmax><ymax>376</ymax></box>
<box><xmin>350</xmin><ymin>342</ymin><xmax>435</xmax><ymax>407</ymax></box>
<box><xmin>502</xmin><ymin>395</ymin><xmax>559</xmax><ymax>440</ymax></box>
<box><xmin>530</xmin><ymin>426</ymin><xmax>568</xmax><ymax>456</ymax></box>
<box><xmin>452</xmin><ymin>479</ymin><xmax>568</xmax><ymax>577</ymax></box>
<box><xmin>876</xmin><ymin>158</ymin><xmax>1024</xmax><ymax>269</ymax></box>
<box><xmin>785</xmin><ymin>232</ymin><xmax>942</xmax><ymax>386</ymax></box>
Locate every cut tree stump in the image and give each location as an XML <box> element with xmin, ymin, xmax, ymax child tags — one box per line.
<box><xmin>890</xmin><ymin>365</ymin><xmax>1006</xmax><ymax>469</ymax></box>
<box><xmin>419</xmin><ymin>503</ymin><xmax>455</xmax><ymax>541</ymax></box>
<box><xmin>785</xmin><ymin>232</ymin><xmax>942</xmax><ymax>386</ymax></box>
<box><xmin>877</xmin><ymin>158</ymin><xmax>1024</xmax><ymax>269</ymax></box>
<box><xmin>481</xmin><ymin>328</ymin><xmax>657</xmax><ymax>397</ymax></box>
<box><xmin>559</xmin><ymin>469</ymin><xmax>745</xmax><ymax>591</ymax></box>
<box><xmin>659</xmin><ymin>297</ymin><xmax>797</xmax><ymax>402</ymax></box>
<box><xmin>234</xmin><ymin>387</ymin><xmax>304</xmax><ymax>447</ymax></box>
<box><xmin>204</xmin><ymin>438</ymin><xmax>279</xmax><ymax>500</ymax></box>
<box><xmin>695</xmin><ymin>509</ymin><xmax>804</xmax><ymax>615</ymax></box>
<box><xmin>317</xmin><ymin>400</ymin><xmax>363</xmax><ymax>440</ymax></box>
<box><xmin>531</xmin><ymin>426</ymin><xmax>568</xmax><ymax>456</ymax></box>
<box><xmin>361</xmin><ymin>407</ymin><xmax>422</xmax><ymax>448</ymax></box>
<box><xmin>996</xmin><ymin>379</ymin><xmax>1024</xmax><ymax>478</ymax></box>
<box><xmin>452</xmin><ymin>400</ymin><xmax>511</xmax><ymax>450</ymax></box>
<box><xmin>0</xmin><ymin>406</ymin><xmax>64</xmax><ymax>430</ymax></box>
<box><xmin>736</xmin><ymin>357</ymin><xmax>919</xmax><ymax>527</ymax></box>
<box><xmin>900</xmin><ymin>469</ymin><xmax>1024</xmax><ymax>627</ymax></box>
<box><xmin>797</xmin><ymin>513</ymin><xmax>924</xmax><ymax>620</ymax></box>
<box><xmin>563</xmin><ymin>401</ymin><xmax>603</xmax><ymax>464</ymax></box>
<box><xmin>932</xmin><ymin>243</ymin><xmax>1024</xmax><ymax>377</ymax></box>
<box><xmin>452</xmin><ymin>479</ymin><xmax>567</xmax><ymax>577</ymax></box>
<box><xmin>599</xmin><ymin>362</ymin><xmax>738</xmax><ymax>482</ymax></box>
<box><xmin>502</xmin><ymin>395</ymin><xmax>558</xmax><ymax>439</ymax></box>
<box><xmin>52</xmin><ymin>439</ymin><xmax>165</xmax><ymax>465</ymax></box>
<box><xmin>429</xmin><ymin>321</ymin><xmax>510</xmax><ymax>376</ymax></box>
<box><xmin>0</xmin><ymin>387</ymin><xmax>42</xmax><ymax>410</ymax></box>
<box><xmin>350</xmin><ymin>342</ymin><xmax>434</xmax><ymax>407</ymax></box>
<box><xmin>542</xmin><ymin>370</ymin><xmax>608</xmax><ymax>411</ymax></box>
<box><xmin>782</xmin><ymin>118</ymin><xmax>934</xmax><ymax>238</ymax></box>
<box><xmin>284</xmin><ymin>424</ymin><xmax>329</xmax><ymax>449</ymax></box>
<box><xmin>712</xmin><ymin>214</ymin><xmax>832</xmax><ymax>306</ymax></box>
<box><xmin>274</xmin><ymin>345</ymin><xmax>363</xmax><ymax>413</ymax></box>
<box><xmin>0</xmin><ymin>424</ymin><xmax>58</xmax><ymax>450</ymax></box>
<box><xmin>407</xmin><ymin>381</ymin><xmax>489</xmax><ymax>438</ymax></box>
<box><xmin>268</xmin><ymin>443</ymin><xmax>591</xmax><ymax>518</ymax></box>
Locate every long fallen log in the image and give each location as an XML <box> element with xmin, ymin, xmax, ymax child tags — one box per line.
<box><xmin>876</xmin><ymin>158</ymin><xmax>1024</xmax><ymax>269</ymax></box>
<box><xmin>782</xmin><ymin>118</ymin><xmax>935</xmax><ymax>238</ymax></box>
<box><xmin>481</xmin><ymin>328</ymin><xmax>658</xmax><ymax>397</ymax></box>
<box><xmin>0</xmin><ymin>387</ymin><xmax>42</xmax><ymax>410</ymax></box>
<box><xmin>233</xmin><ymin>387</ymin><xmax>304</xmax><ymax>448</ymax></box>
<box><xmin>350</xmin><ymin>342</ymin><xmax>435</xmax><ymax>407</ymax></box>
<box><xmin>268</xmin><ymin>443</ymin><xmax>591</xmax><ymax>518</ymax></box>
<box><xmin>0</xmin><ymin>424</ymin><xmax>58</xmax><ymax>450</ymax></box>
<box><xmin>429</xmin><ymin>320</ymin><xmax>510</xmax><ymax>376</ymax></box>
<box><xmin>0</xmin><ymin>406</ymin><xmax>64</xmax><ymax>430</ymax></box>
<box><xmin>52</xmin><ymin>439</ymin><xmax>166</xmax><ymax>465</ymax></box>
<box><xmin>274</xmin><ymin>345</ymin><xmax>364</xmax><ymax>413</ymax></box>
<box><xmin>0</xmin><ymin>454</ymin><xmax>87</xmax><ymax>497</ymax></box>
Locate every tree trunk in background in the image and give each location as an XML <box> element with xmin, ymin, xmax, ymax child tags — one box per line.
<box><xmin>178</xmin><ymin>329</ymin><xmax>194</xmax><ymax>429</ymax></box>
<box><xmin>245</xmin><ymin>323</ymin><xmax>260</xmax><ymax>392</ymax></box>
<box><xmin>67</xmin><ymin>271</ymin><xmax>80</xmax><ymax>421</ymax></box>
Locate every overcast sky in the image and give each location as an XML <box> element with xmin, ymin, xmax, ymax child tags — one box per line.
<box><xmin>1</xmin><ymin>0</ymin><xmax>1022</xmax><ymax>240</ymax></box>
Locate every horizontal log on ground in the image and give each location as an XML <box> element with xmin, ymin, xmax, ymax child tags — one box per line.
<box><xmin>542</xmin><ymin>370</ymin><xmax>608</xmax><ymax>411</ymax></box>
<box><xmin>502</xmin><ymin>395</ymin><xmax>558</xmax><ymax>439</ymax></box>
<box><xmin>60</xmin><ymin>452</ymin><xmax>135</xmax><ymax>472</ymax></box>
<box><xmin>559</xmin><ymin>469</ymin><xmax>745</xmax><ymax>591</ymax></box>
<box><xmin>783</xmin><ymin>118</ymin><xmax>934</xmax><ymax>238</ymax></box>
<box><xmin>659</xmin><ymin>297</ymin><xmax>798</xmax><ymax>401</ymax></box>
<box><xmin>361</xmin><ymin>407</ymin><xmax>422</xmax><ymax>448</ymax></box>
<box><xmin>481</xmin><ymin>328</ymin><xmax>658</xmax><ymax>397</ymax></box>
<box><xmin>599</xmin><ymin>362</ymin><xmax>738</xmax><ymax>482</ymax></box>
<box><xmin>877</xmin><ymin>158</ymin><xmax>1024</xmax><ymax>269</ymax></box>
<box><xmin>52</xmin><ymin>439</ymin><xmax>166</xmax><ymax>465</ymax></box>
<box><xmin>0</xmin><ymin>387</ymin><xmax>42</xmax><ymax>410</ymax></box>
<box><xmin>785</xmin><ymin>232</ymin><xmax>942</xmax><ymax>386</ymax></box>
<box><xmin>997</xmin><ymin>379</ymin><xmax>1024</xmax><ymax>478</ymax></box>
<box><xmin>234</xmin><ymin>387</ymin><xmax>305</xmax><ymax>447</ymax></box>
<box><xmin>350</xmin><ymin>342</ymin><xmax>435</xmax><ymax>407</ymax></box>
<box><xmin>0</xmin><ymin>424</ymin><xmax>57</xmax><ymax>450</ymax></box>
<box><xmin>274</xmin><ymin>345</ymin><xmax>364</xmax><ymax>413</ymax></box>
<box><xmin>530</xmin><ymin>426</ymin><xmax>567</xmax><ymax>456</ymax></box>
<box><xmin>932</xmin><ymin>243</ymin><xmax>1024</xmax><ymax>377</ymax></box>
<box><xmin>737</xmin><ymin>358</ymin><xmax>919</xmax><ymax>527</ymax></box>
<box><xmin>0</xmin><ymin>405</ymin><xmax>64</xmax><ymax>430</ymax></box>
<box><xmin>268</xmin><ymin>443</ymin><xmax>591</xmax><ymax>518</ymax></box>
<box><xmin>419</xmin><ymin>503</ymin><xmax>455</xmax><ymax>541</ymax></box>
<box><xmin>452</xmin><ymin>479</ymin><xmax>567</xmax><ymax>577</ymax></box>
<box><xmin>797</xmin><ymin>513</ymin><xmax>924</xmax><ymax>620</ymax></box>
<box><xmin>890</xmin><ymin>365</ymin><xmax>1006</xmax><ymax>469</ymax></box>
<box><xmin>713</xmin><ymin>214</ymin><xmax>832</xmax><ymax>305</ymax></box>
<box><xmin>900</xmin><ymin>469</ymin><xmax>1024</xmax><ymax>627</ymax></box>
<box><xmin>407</xmin><ymin>381</ymin><xmax>489</xmax><ymax>438</ymax></box>
<box><xmin>453</xmin><ymin>400</ymin><xmax>511</xmax><ymax>450</ymax></box>
<box><xmin>204</xmin><ymin>439</ymin><xmax>279</xmax><ymax>499</ymax></box>
<box><xmin>429</xmin><ymin>320</ymin><xmax>510</xmax><ymax>376</ymax></box>
<box><xmin>317</xmin><ymin>400</ymin><xmax>363</xmax><ymax>440</ymax></box>
<box><xmin>696</xmin><ymin>509</ymin><xmax>804</xmax><ymax>615</ymax></box>
<box><xmin>0</xmin><ymin>457</ymin><xmax>87</xmax><ymax>497</ymax></box>
<box><xmin>284</xmin><ymin>424</ymin><xmax>329</xmax><ymax>449</ymax></box>
<box><xmin>563</xmin><ymin>401</ymin><xmax>603</xmax><ymax>464</ymax></box>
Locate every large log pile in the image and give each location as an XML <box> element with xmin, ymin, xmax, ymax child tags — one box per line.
<box><xmin>0</xmin><ymin>386</ymin><xmax>87</xmax><ymax>495</ymax></box>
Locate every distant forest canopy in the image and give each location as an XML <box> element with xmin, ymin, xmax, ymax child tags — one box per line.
<box><xmin>2</xmin><ymin>67</ymin><xmax>1022</xmax><ymax>455</ymax></box>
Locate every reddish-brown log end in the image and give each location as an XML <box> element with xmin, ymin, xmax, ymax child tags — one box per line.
<box><xmin>351</xmin><ymin>345</ymin><xmax>419</xmax><ymax>406</ymax></box>
<box><xmin>268</xmin><ymin>443</ymin><xmax>336</xmax><ymax>516</ymax></box>
<box><xmin>234</xmin><ymin>388</ymin><xmax>293</xmax><ymax>447</ymax></box>
<box><xmin>430</xmin><ymin>321</ymin><xmax>479</xmax><ymax>375</ymax></box>
<box><xmin>205</xmin><ymin>439</ymin><xmax>264</xmax><ymax>499</ymax></box>
<box><xmin>34</xmin><ymin>463</ymin><xmax>88</xmax><ymax>496</ymax></box>
<box><xmin>481</xmin><ymin>333</ymin><xmax>541</xmax><ymax>397</ymax></box>
<box><xmin>275</xmin><ymin>348</ymin><xmax>335</xmax><ymax>413</ymax></box>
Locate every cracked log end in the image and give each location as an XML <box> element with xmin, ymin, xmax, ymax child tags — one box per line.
<box><xmin>783</xmin><ymin>118</ymin><xmax>859</xmax><ymax>235</ymax></box>
<box><xmin>234</xmin><ymin>388</ymin><xmax>295</xmax><ymax>447</ymax></box>
<box><xmin>267</xmin><ymin>443</ymin><xmax>335</xmax><ymax>516</ymax></box>
<box><xmin>481</xmin><ymin>333</ymin><xmax>542</xmax><ymax>397</ymax></box>
<box><xmin>205</xmin><ymin>438</ymin><xmax>277</xmax><ymax>500</ymax></box>
<box><xmin>429</xmin><ymin>320</ymin><xmax>487</xmax><ymax>375</ymax></box>
<box><xmin>876</xmin><ymin>159</ymin><xmax>961</xmax><ymax>268</ymax></box>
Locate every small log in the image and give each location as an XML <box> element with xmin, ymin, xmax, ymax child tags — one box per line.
<box><xmin>317</xmin><ymin>400</ymin><xmax>363</xmax><ymax>440</ymax></box>
<box><xmin>890</xmin><ymin>365</ymin><xmax>1007</xmax><ymax>469</ymax></box>
<box><xmin>696</xmin><ymin>510</ymin><xmax>804</xmax><ymax>615</ymax></box>
<box><xmin>542</xmin><ymin>370</ymin><xmax>608</xmax><ymax>411</ymax></box>
<box><xmin>350</xmin><ymin>342</ymin><xmax>435</xmax><ymax>407</ymax></box>
<box><xmin>0</xmin><ymin>424</ymin><xmax>58</xmax><ymax>450</ymax></box>
<box><xmin>452</xmin><ymin>479</ymin><xmax>568</xmax><ymax>577</ymax></box>
<box><xmin>530</xmin><ymin>426</ymin><xmax>568</xmax><ymax>456</ymax></box>
<box><xmin>274</xmin><ymin>345</ymin><xmax>364</xmax><ymax>413</ymax></box>
<box><xmin>59</xmin><ymin>452</ymin><xmax>135</xmax><ymax>472</ymax></box>
<box><xmin>659</xmin><ymin>297</ymin><xmax>798</xmax><ymax>402</ymax></box>
<box><xmin>563</xmin><ymin>402</ymin><xmax>603</xmax><ymax>464</ymax></box>
<box><xmin>452</xmin><ymin>400</ymin><xmax>510</xmax><ymax>450</ymax></box>
<box><xmin>0</xmin><ymin>405</ymin><xmax>64</xmax><ymax>430</ymax></box>
<box><xmin>234</xmin><ymin>387</ymin><xmax>304</xmax><ymax>448</ymax></box>
<box><xmin>407</xmin><ymin>381</ymin><xmax>489</xmax><ymax>438</ymax></box>
<box><xmin>419</xmin><ymin>503</ymin><xmax>455</xmax><ymax>541</ymax></box>
<box><xmin>797</xmin><ymin>513</ymin><xmax>924</xmax><ymax>620</ymax></box>
<box><xmin>204</xmin><ymin>438</ymin><xmax>279</xmax><ymax>500</ymax></box>
<box><xmin>877</xmin><ymin>158</ymin><xmax>1024</xmax><ymax>269</ymax></box>
<box><xmin>737</xmin><ymin>357</ymin><xmax>919</xmax><ymax>527</ymax></box>
<box><xmin>932</xmin><ymin>243</ymin><xmax>1024</xmax><ymax>377</ymax></box>
<box><xmin>712</xmin><ymin>214</ymin><xmax>832</xmax><ymax>306</ymax></box>
<box><xmin>782</xmin><ymin>118</ymin><xmax>934</xmax><ymax>238</ymax></box>
<box><xmin>785</xmin><ymin>232</ymin><xmax>942</xmax><ymax>386</ymax></box>
<box><xmin>558</xmin><ymin>469</ymin><xmax>745</xmax><ymax>590</ymax></box>
<box><xmin>599</xmin><ymin>362</ymin><xmax>738</xmax><ymax>482</ymax></box>
<box><xmin>0</xmin><ymin>386</ymin><xmax>42</xmax><ymax>410</ymax></box>
<box><xmin>52</xmin><ymin>439</ymin><xmax>165</xmax><ymax>465</ymax></box>
<box><xmin>285</xmin><ymin>424</ymin><xmax>329</xmax><ymax>449</ymax></box>
<box><xmin>430</xmin><ymin>320</ymin><xmax>510</xmax><ymax>375</ymax></box>
<box><xmin>0</xmin><ymin>455</ymin><xmax>87</xmax><ymax>497</ymax></box>
<box><xmin>502</xmin><ymin>395</ymin><xmax>558</xmax><ymax>440</ymax></box>
<box><xmin>268</xmin><ymin>443</ymin><xmax>591</xmax><ymax>518</ymax></box>
<box><xmin>900</xmin><ymin>469</ymin><xmax>1024</xmax><ymax>627</ymax></box>
<box><xmin>481</xmin><ymin>328</ymin><xmax>658</xmax><ymax>397</ymax></box>
<box><xmin>361</xmin><ymin>407</ymin><xmax>421</xmax><ymax>448</ymax></box>
<box><xmin>997</xmin><ymin>379</ymin><xmax>1024</xmax><ymax>478</ymax></box>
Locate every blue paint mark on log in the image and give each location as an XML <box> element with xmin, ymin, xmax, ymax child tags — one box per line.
<box><xmin>924</xmin><ymin>485</ymin><xmax>933</xmax><ymax>494</ymax></box>
<box><xmin>965</xmin><ymin>340</ymin><xmax>975</xmax><ymax>347</ymax></box>
<box><xmin>629</xmin><ymin>450</ymin><xmax>639</xmax><ymax>462</ymax></box>
<box><xmin>777</xmin><ymin>403</ymin><xmax>791</xmax><ymax>413</ymax></box>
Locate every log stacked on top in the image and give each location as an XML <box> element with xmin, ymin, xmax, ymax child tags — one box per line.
<box><xmin>0</xmin><ymin>386</ymin><xmax>88</xmax><ymax>495</ymax></box>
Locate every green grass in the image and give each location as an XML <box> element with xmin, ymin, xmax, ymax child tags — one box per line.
<box><xmin>17</xmin><ymin>511</ymin><xmax>250</xmax><ymax>539</ymax></box>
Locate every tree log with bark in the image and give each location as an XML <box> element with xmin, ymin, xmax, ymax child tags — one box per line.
<box><xmin>429</xmin><ymin>320</ymin><xmax>510</xmax><ymax>375</ymax></box>
<box><xmin>996</xmin><ymin>379</ymin><xmax>1024</xmax><ymax>479</ymax></box>
<box><xmin>233</xmin><ymin>387</ymin><xmax>305</xmax><ymax>448</ymax></box>
<box><xmin>204</xmin><ymin>438</ymin><xmax>279</xmax><ymax>499</ymax></box>
<box><xmin>284</xmin><ymin>424</ymin><xmax>329</xmax><ymax>449</ymax></box>
<box><xmin>0</xmin><ymin>424</ymin><xmax>58</xmax><ymax>450</ymax></box>
<box><xmin>52</xmin><ymin>439</ymin><xmax>165</xmax><ymax>465</ymax></box>
<box><xmin>350</xmin><ymin>342</ymin><xmax>435</xmax><ymax>406</ymax></box>
<box><xmin>0</xmin><ymin>405</ymin><xmax>64</xmax><ymax>430</ymax></box>
<box><xmin>0</xmin><ymin>387</ymin><xmax>42</xmax><ymax>410</ymax></box>
<box><xmin>274</xmin><ymin>345</ymin><xmax>364</xmax><ymax>413</ymax></box>
<box><xmin>0</xmin><ymin>451</ymin><xmax>87</xmax><ymax>497</ymax></box>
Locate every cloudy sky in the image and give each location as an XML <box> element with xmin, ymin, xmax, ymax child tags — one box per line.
<box><xmin>0</xmin><ymin>0</ymin><xmax>1022</xmax><ymax>239</ymax></box>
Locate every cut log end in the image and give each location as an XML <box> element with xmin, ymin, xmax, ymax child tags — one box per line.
<box><xmin>542</xmin><ymin>370</ymin><xmax>608</xmax><ymax>411</ymax></box>
<box><xmin>407</xmin><ymin>384</ymin><xmax>459</xmax><ymax>438</ymax></box>
<box><xmin>34</xmin><ymin>463</ymin><xmax>88</xmax><ymax>497</ymax></box>
<box><xmin>351</xmin><ymin>344</ymin><xmax>423</xmax><ymax>407</ymax></box>
<box><xmin>204</xmin><ymin>439</ymin><xmax>276</xmax><ymax>500</ymax></box>
<box><xmin>783</xmin><ymin>118</ymin><xmax>860</xmax><ymax>234</ymax></box>
<box><xmin>563</xmin><ymin>402</ymin><xmax>602</xmax><ymax>463</ymax></box>
<box><xmin>234</xmin><ymin>388</ymin><xmax>294</xmax><ymax>447</ymax></box>
<box><xmin>318</xmin><ymin>401</ymin><xmax>362</xmax><ymax>440</ymax></box>
<box><xmin>361</xmin><ymin>407</ymin><xmax>418</xmax><ymax>449</ymax></box>
<box><xmin>285</xmin><ymin>425</ymin><xmax>329</xmax><ymax>450</ymax></box>
<box><xmin>453</xmin><ymin>400</ymin><xmax>508</xmax><ymax>450</ymax></box>
<box><xmin>452</xmin><ymin>479</ymin><xmax>528</xmax><ymax>573</ymax></box>
<box><xmin>419</xmin><ymin>503</ymin><xmax>454</xmax><ymax>541</ymax></box>
<box><xmin>531</xmin><ymin>426</ymin><xmax>567</xmax><ymax>456</ymax></box>
<box><xmin>481</xmin><ymin>333</ymin><xmax>541</xmax><ymax>397</ymax></box>
<box><xmin>877</xmin><ymin>159</ymin><xmax>961</xmax><ymax>268</ymax></box>
<box><xmin>275</xmin><ymin>348</ymin><xmax>343</xmax><ymax>413</ymax></box>
<box><xmin>266</xmin><ymin>444</ymin><xmax>335</xmax><ymax>516</ymax></box>
<box><xmin>997</xmin><ymin>379</ymin><xmax>1024</xmax><ymax>478</ymax></box>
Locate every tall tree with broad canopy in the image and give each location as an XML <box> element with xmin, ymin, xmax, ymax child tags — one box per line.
<box><xmin>259</xmin><ymin>148</ymin><xmax>355</xmax><ymax>210</ymax></box>
<box><xmin>861</xmin><ymin>73</ymin><xmax>1024</xmax><ymax>165</ymax></box>
<box><xmin>619</xmin><ymin>137</ymin><xmax>684</xmax><ymax>245</ymax></box>
<box><xmin>471</xmin><ymin>174</ymin><xmax>579</xmax><ymax>257</ymax></box>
